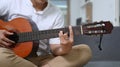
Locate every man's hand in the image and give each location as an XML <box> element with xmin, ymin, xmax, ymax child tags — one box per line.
<box><xmin>59</xmin><ymin>26</ymin><xmax>74</xmax><ymax>54</ymax></box>
<box><xmin>0</xmin><ymin>30</ymin><xmax>15</xmax><ymax>48</ymax></box>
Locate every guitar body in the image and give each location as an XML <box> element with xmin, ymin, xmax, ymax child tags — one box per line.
<box><xmin>0</xmin><ymin>18</ymin><xmax>33</xmax><ymax>58</ymax></box>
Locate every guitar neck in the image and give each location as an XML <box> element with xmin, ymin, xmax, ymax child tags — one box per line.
<box><xmin>7</xmin><ymin>20</ymin><xmax>113</xmax><ymax>43</ymax></box>
<box><xmin>17</xmin><ymin>26</ymin><xmax>82</xmax><ymax>43</ymax></box>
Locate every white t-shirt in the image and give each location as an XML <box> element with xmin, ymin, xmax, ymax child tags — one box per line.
<box><xmin>0</xmin><ymin>0</ymin><xmax>64</xmax><ymax>56</ymax></box>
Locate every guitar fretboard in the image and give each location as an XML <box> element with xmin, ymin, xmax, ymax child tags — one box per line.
<box><xmin>17</xmin><ymin>26</ymin><xmax>82</xmax><ymax>43</ymax></box>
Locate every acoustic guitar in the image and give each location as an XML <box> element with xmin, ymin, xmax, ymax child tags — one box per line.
<box><xmin>0</xmin><ymin>18</ymin><xmax>113</xmax><ymax>58</ymax></box>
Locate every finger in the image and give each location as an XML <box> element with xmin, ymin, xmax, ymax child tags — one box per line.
<box><xmin>64</xmin><ymin>33</ymin><xmax>69</xmax><ymax>40</ymax></box>
<box><xmin>0</xmin><ymin>44</ymin><xmax>6</xmax><ymax>48</ymax></box>
<box><xmin>59</xmin><ymin>31</ymin><xmax>65</xmax><ymax>41</ymax></box>
<box><xmin>4</xmin><ymin>30</ymin><xmax>13</xmax><ymax>35</ymax></box>
<box><xmin>69</xmin><ymin>26</ymin><xmax>74</xmax><ymax>42</ymax></box>
<box><xmin>3</xmin><ymin>37</ymin><xmax>15</xmax><ymax>44</ymax></box>
<box><xmin>0</xmin><ymin>40</ymin><xmax>12</xmax><ymax>47</ymax></box>
<box><xmin>0</xmin><ymin>39</ymin><xmax>6</xmax><ymax>47</ymax></box>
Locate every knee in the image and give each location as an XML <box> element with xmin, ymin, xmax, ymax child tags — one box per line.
<box><xmin>73</xmin><ymin>44</ymin><xmax>92</xmax><ymax>61</ymax></box>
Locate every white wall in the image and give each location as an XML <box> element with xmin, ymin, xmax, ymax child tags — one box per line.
<box><xmin>92</xmin><ymin>0</ymin><xmax>117</xmax><ymax>26</ymax></box>
<box><xmin>70</xmin><ymin>0</ymin><xmax>119</xmax><ymax>26</ymax></box>
<box><xmin>79</xmin><ymin>0</ymin><xmax>86</xmax><ymax>23</ymax></box>
<box><xmin>116</xmin><ymin>0</ymin><xmax>119</xmax><ymax>26</ymax></box>
<box><xmin>70</xmin><ymin>0</ymin><xmax>81</xmax><ymax>26</ymax></box>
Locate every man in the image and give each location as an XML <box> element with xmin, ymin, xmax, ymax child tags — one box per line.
<box><xmin>0</xmin><ymin>0</ymin><xmax>92</xmax><ymax>67</ymax></box>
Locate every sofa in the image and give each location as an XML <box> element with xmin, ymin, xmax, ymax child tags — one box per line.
<box><xmin>74</xmin><ymin>27</ymin><xmax>120</xmax><ymax>67</ymax></box>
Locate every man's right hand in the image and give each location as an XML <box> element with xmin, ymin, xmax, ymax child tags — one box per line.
<box><xmin>0</xmin><ymin>30</ymin><xmax>15</xmax><ymax>48</ymax></box>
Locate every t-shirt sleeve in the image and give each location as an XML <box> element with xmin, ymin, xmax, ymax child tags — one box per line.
<box><xmin>49</xmin><ymin>11</ymin><xmax>64</xmax><ymax>44</ymax></box>
<box><xmin>0</xmin><ymin>0</ymin><xmax>11</xmax><ymax>16</ymax></box>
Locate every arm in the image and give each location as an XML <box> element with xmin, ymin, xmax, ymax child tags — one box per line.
<box><xmin>0</xmin><ymin>0</ymin><xmax>15</xmax><ymax>48</ymax></box>
<box><xmin>49</xmin><ymin>10</ymin><xmax>74</xmax><ymax>56</ymax></box>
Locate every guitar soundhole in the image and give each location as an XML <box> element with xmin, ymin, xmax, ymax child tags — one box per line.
<box><xmin>8</xmin><ymin>32</ymin><xmax>19</xmax><ymax>44</ymax></box>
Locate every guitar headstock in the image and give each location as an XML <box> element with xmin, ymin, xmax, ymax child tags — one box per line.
<box><xmin>82</xmin><ymin>21</ymin><xmax>113</xmax><ymax>35</ymax></box>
